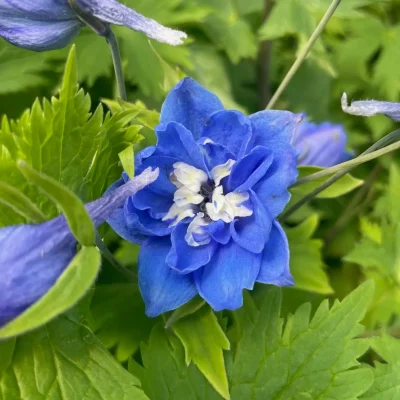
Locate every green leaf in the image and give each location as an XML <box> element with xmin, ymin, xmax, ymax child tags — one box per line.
<box><xmin>0</xmin><ymin>181</ymin><xmax>46</xmax><ymax>223</ymax></box>
<box><xmin>119</xmin><ymin>145</ymin><xmax>135</xmax><ymax>179</ymax></box>
<box><xmin>90</xmin><ymin>284</ymin><xmax>157</xmax><ymax>362</ymax></box>
<box><xmin>0</xmin><ymin>246</ymin><xmax>101</xmax><ymax>340</ymax></box>
<box><xmin>0</xmin><ymin>311</ymin><xmax>148</xmax><ymax>399</ymax></box>
<box><xmin>228</xmin><ymin>281</ymin><xmax>375</xmax><ymax>399</ymax></box>
<box><xmin>286</xmin><ymin>215</ymin><xmax>334</xmax><ymax>294</ymax></box>
<box><xmin>292</xmin><ymin>166</ymin><xmax>364</xmax><ymax>199</ymax></box>
<box><xmin>18</xmin><ymin>161</ymin><xmax>95</xmax><ymax>246</ymax></box>
<box><xmin>172</xmin><ymin>306</ymin><xmax>230</xmax><ymax>399</ymax></box>
<box><xmin>165</xmin><ymin>296</ymin><xmax>206</xmax><ymax>328</ymax></box>
<box><xmin>361</xmin><ymin>334</ymin><xmax>400</xmax><ymax>399</ymax></box>
<box><xmin>130</xmin><ymin>323</ymin><xmax>221</xmax><ymax>399</ymax></box>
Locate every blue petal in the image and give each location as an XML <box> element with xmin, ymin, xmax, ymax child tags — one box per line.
<box><xmin>227</xmin><ymin>146</ymin><xmax>274</xmax><ymax>192</ymax></box>
<box><xmin>160</xmin><ymin>78</ymin><xmax>224</xmax><ymax>140</ymax></box>
<box><xmin>139</xmin><ymin>236</ymin><xmax>197</xmax><ymax>317</ymax></box>
<box><xmin>0</xmin><ymin>1</ymin><xmax>76</xmax><ymax>20</ymax></box>
<box><xmin>294</xmin><ymin>121</ymin><xmax>352</xmax><ymax>167</ymax></box>
<box><xmin>194</xmin><ymin>241</ymin><xmax>261</xmax><ymax>311</ymax></box>
<box><xmin>253</xmin><ymin>142</ymin><xmax>298</xmax><ymax>218</ymax></box>
<box><xmin>75</xmin><ymin>0</ymin><xmax>187</xmax><ymax>45</ymax></box>
<box><xmin>200</xmin><ymin>110</ymin><xmax>252</xmax><ymax>159</ymax></box>
<box><xmin>166</xmin><ymin>223</ymin><xmax>217</xmax><ymax>274</ymax></box>
<box><xmin>230</xmin><ymin>191</ymin><xmax>272</xmax><ymax>254</ymax></box>
<box><xmin>204</xmin><ymin>220</ymin><xmax>231</xmax><ymax>245</ymax></box>
<box><xmin>341</xmin><ymin>92</ymin><xmax>400</xmax><ymax>122</ymax></box>
<box><xmin>0</xmin><ymin>218</ymin><xmax>76</xmax><ymax>327</ymax></box>
<box><xmin>256</xmin><ymin>221</ymin><xmax>294</xmax><ymax>286</ymax></box>
<box><xmin>0</xmin><ymin>17</ymin><xmax>82</xmax><ymax>51</ymax></box>
<box><xmin>154</xmin><ymin>122</ymin><xmax>207</xmax><ymax>172</ymax></box>
<box><xmin>198</xmin><ymin>138</ymin><xmax>235</xmax><ymax>171</ymax></box>
<box><xmin>249</xmin><ymin>110</ymin><xmax>303</xmax><ymax>148</ymax></box>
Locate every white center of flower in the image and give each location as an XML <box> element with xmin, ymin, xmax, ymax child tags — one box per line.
<box><xmin>162</xmin><ymin>161</ymin><xmax>253</xmax><ymax>247</ymax></box>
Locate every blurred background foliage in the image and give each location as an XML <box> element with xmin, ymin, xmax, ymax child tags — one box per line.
<box><xmin>2</xmin><ymin>0</ymin><xmax>400</xmax><ymax>368</ymax></box>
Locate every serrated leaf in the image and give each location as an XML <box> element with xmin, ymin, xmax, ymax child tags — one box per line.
<box><xmin>18</xmin><ymin>161</ymin><xmax>95</xmax><ymax>246</ymax></box>
<box><xmin>0</xmin><ymin>311</ymin><xmax>148</xmax><ymax>400</ymax></box>
<box><xmin>172</xmin><ymin>306</ymin><xmax>230</xmax><ymax>399</ymax></box>
<box><xmin>0</xmin><ymin>181</ymin><xmax>46</xmax><ymax>223</ymax></box>
<box><xmin>292</xmin><ymin>166</ymin><xmax>364</xmax><ymax>199</ymax></box>
<box><xmin>131</xmin><ymin>323</ymin><xmax>221</xmax><ymax>399</ymax></box>
<box><xmin>90</xmin><ymin>284</ymin><xmax>157</xmax><ymax>362</ymax></box>
<box><xmin>286</xmin><ymin>215</ymin><xmax>333</xmax><ymax>294</ymax></box>
<box><xmin>228</xmin><ymin>281</ymin><xmax>375</xmax><ymax>399</ymax></box>
<box><xmin>361</xmin><ymin>334</ymin><xmax>400</xmax><ymax>399</ymax></box>
<box><xmin>0</xmin><ymin>246</ymin><xmax>101</xmax><ymax>340</ymax></box>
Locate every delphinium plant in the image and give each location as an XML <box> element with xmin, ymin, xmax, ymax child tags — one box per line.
<box><xmin>1</xmin><ymin>1</ymin><xmax>400</xmax><ymax>399</ymax></box>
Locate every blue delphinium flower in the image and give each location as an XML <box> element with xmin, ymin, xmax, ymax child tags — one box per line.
<box><xmin>107</xmin><ymin>77</ymin><xmax>302</xmax><ymax>317</ymax></box>
<box><xmin>342</xmin><ymin>93</ymin><xmax>400</xmax><ymax>122</ymax></box>
<box><xmin>293</xmin><ymin>117</ymin><xmax>352</xmax><ymax>167</ymax></box>
<box><xmin>0</xmin><ymin>168</ymin><xmax>158</xmax><ymax>328</ymax></box>
<box><xmin>0</xmin><ymin>0</ymin><xmax>186</xmax><ymax>51</ymax></box>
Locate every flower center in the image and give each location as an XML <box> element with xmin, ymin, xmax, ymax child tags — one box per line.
<box><xmin>162</xmin><ymin>161</ymin><xmax>253</xmax><ymax>247</ymax></box>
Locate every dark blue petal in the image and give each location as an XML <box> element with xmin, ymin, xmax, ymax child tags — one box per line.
<box><xmin>154</xmin><ymin>122</ymin><xmax>207</xmax><ymax>172</ymax></box>
<box><xmin>198</xmin><ymin>138</ymin><xmax>235</xmax><ymax>171</ymax></box>
<box><xmin>139</xmin><ymin>236</ymin><xmax>197</xmax><ymax>317</ymax></box>
<box><xmin>75</xmin><ymin>0</ymin><xmax>187</xmax><ymax>45</ymax></box>
<box><xmin>293</xmin><ymin>120</ymin><xmax>352</xmax><ymax>167</ymax></box>
<box><xmin>160</xmin><ymin>78</ymin><xmax>224</xmax><ymax>140</ymax></box>
<box><xmin>253</xmin><ymin>142</ymin><xmax>298</xmax><ymax>218</ymax></box>
<box><xmin>249</xmin><ymin>110</ymin><xmax>303</xmax><ymax>148</ymax></box>
<box><xmin>227</xmin><ymin>146</ymin><xmax>273</xmax><ymax>192</ymax></box>
<box><xmin>0</xmin><ymin>17</ymin><xmax>82</xmax><ymax>51</ymax></box>
<box><xmin>166</xmin><ymin>223</ymin><xmax>217</xmax><ymax>274</ymax></box>
<box><xmin>194</xmin><ymin>241</ymin><xmax>261</xmax><ymax>311</ymax></box>
<box><xmin>257</xmin><ymin>221</ymin><xmax>294</xmax><ymax>286</ymax></box>
<box><xmin>200</xmin><ymin>110</ymin><xmax>252</xmax><ymax>159</ymax></box>
<box><xmin>135</xmin><ymin>146</ymin><xmax>155</xmax><ymax>169</ymax></box>
<box><xmin>0</xmin><ymin>218</ymin><xmax>76</xmax><ymax>327</ymax></box>
<box><xmin>204</xmin><ymin>220</ymin><xmax>231</xmax><ymax>245</ymax></box>
<box><xmin>230</xmin><ymin>191</ymin><xmax>272</xmax><ymax>254</ymax></box>
<box><xmin>341</xmin><ymin>93</ymin><xmax>400</xmax><ymax>122</ymax></box>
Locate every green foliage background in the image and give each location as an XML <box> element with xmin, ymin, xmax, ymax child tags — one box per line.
<box><xmin>1</xmin><ymin>0</ymin><xmax>400</xmax><ymax>399</ymax></box>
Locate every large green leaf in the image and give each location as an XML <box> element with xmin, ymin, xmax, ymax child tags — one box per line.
<box><xmin>130</xmin><ymin>324</ymin><xmax>221</xmax><ymax>399</ymax></box>
<box><xmin>172</xmin><ymin>306</ymin><xmax>230</xmax><ymax>399</ymax></box>
<box><xmin>0</xmin><ymin>311</ymin><xmax>148</xmax><ymax>400</ymax></box>
<box><xmin>227</xmin><ymin>282</ymin><xmax>375</xmax><ymax>399</ymax></box>
<box><xmin>286</xmin><ymin>215</ymin><xmax>333</xmax><ymax>294</ymax></box>
<box><xmin>0</xmin><ymin>247</ymin><xmax>101</xmax><ymax>340</ymax></box>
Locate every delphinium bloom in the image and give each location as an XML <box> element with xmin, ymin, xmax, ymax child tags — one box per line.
<box><xmin>342</xmin><ymin>93</ymin><xmax>400</xmax><ymax>122</ymax></box>
<box><xmin>107</xmin><ymin>77</ymin><xmax>302</xmax><ymax>317</ymax></box>
<box><xmin>0</xmin><ymin>168</ymin><xmax>158</xmax><ymax>328</ymax></box>
<box><xmin>0</xmin><ymin>0</ymin><xmax>186</xmax><ymax>51</ymax></box>
<box><xmin>293</xmin><ymin>117</ymin><xmax>352</xmax><ymax>168</ymax></box>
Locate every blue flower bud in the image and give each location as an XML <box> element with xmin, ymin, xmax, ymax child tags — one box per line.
<box><xmin>0</xmin><ymin>168</ymin><xmax>158</xmax><ymax>328</ymax></box>
<box><xmin>342</xmin><ymin>93</ymin><xmax>400</xmax><ymax>122</ymax></box>
<box><xmin>293</xmin><ymin>117</ymin><xmax>352</xmax><ymax>168</ymax></box>
<box><xmin>0</xmin><ymin>0</ymin><xmax>187</xmax><ymax>51</ymax></box>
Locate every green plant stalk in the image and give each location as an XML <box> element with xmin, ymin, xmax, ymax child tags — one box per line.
<box><xmin>279</xmin><ymin>129</ymin><xmax>400</xmax><ymax>222</ymax></box>
<box><xmin>105</xmin><ymin>28</ymin><xmax>128</xmax><ymax>101</ymax></box>
<box><xmin>266</xmin><ymin>0</ymin><xmax>342</xmax><ymax>109</ymax></box>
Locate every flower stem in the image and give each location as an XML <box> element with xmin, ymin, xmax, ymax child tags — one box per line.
<box><xmin>104</xmin><ymin>28</ymin><xmax>127</xmax><ymax>101</ymax></box>
<box><xmin>265</xmin><ymin>0</ymin><xmax>342</xmax><ymax>110</ymax></box>
<box><xmin>279</xmin><ymin>128</ymin><xmax>400</xmax><ymax>222</ymax></box>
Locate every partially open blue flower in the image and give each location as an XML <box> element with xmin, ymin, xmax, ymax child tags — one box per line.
<box><xmin>107</xmin><ymin>78</ymin><xmax>302</xmax><ymax>316</ymax></box>
<box><xmin>293</xmin><ymin>117</ymin><xmax>352</xmax><ymax>168</ymax></box>
<box><xmin>0</xmin><ymin>168</ymin><xmax>158</xmax><ymax>328</ymax></box>
<box><xmin>0</xmin><ymin>0</ymin><xmax>187</xmax><ymax>51</ymax></box>
<box><xmin>342</xmin><ymin>93</ymin><xmax>400</xmax><ymax>122</ymax></box>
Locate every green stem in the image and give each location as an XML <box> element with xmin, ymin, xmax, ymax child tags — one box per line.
<box><xmin>266</xmin><ymin>0</ymin><xmax>341</xmax><ymax>110</ymax></box>
<box><xmin>95</xmin><ymin>232</ymin><xmax>136</xmax><ymax>281</ymax></box>
<box><xmin>104</xmin><ymin>28</ymin><xmax>127</xmax><ymax>101</ymax></box>
<box><xmin>279</xmin><ymin>128</ymin><xmax>400</xmax><ymax>222</ymax></box>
